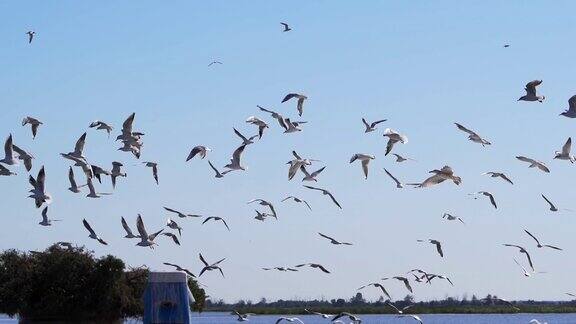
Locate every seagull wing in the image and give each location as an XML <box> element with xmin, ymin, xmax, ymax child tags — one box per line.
<box><xmin>525</xmin><ymin>80</ymin><xmax>542</xmax><ymax>96</ymax></box>
<box><xmin>136</xmin><ymin>214</ymin><xmax>149</xmax><ymax>239</ymax></box>
<box><xmin>487</xmin><ymin>192</ymin><xmax>497</xmax><ymax>209</ymax></box>
<box><xmin>220</xmin><ymin>218</ymin><xmax>231</xmax><ymax>231</ymax></box>
<box><xmin>318</xmin><ymin>232</ymin><xmax>334</xmax><ymax>242</ymax></box>
<box><xmin>454</xmin><ymin>123</ymin><xmax>476</xmax><ymax>136</ymax></box>
<box><xmin>562</xmin><ymin>137</ymin><xmax>572</xmax><ymax>155</ymax></box>
<box><xmin>83</xmin><ymin>219</ymin><xmax>96</xmax><ymax>236</ymax></box>
<box><xmin>68</xmin><ymin>167</ymin><xmax>78</xmax><ymax>188</ymax></box>
<box><xmin>233</xmin><ymin>127</ymin><xmax>249</xmax><ymax>142</ymax></box>
<box><xmin>434</xmin><ymin>241</ymin><xmax>444</xmax><ymax>257</ymax></box>
<box><xmin>74</xmin><ymin>133</ymin><xmax>87</xmax><ymax>155</ymax></box>
<box><xmin>327</xmin><ymin>192</ymin><xmax>342</xmax><ymax>209</ymax></box>
<box><xmin>541</xmin><ymin>194</ymin><xmax>557</xmax><ymax>211</ymax></box>
<box><xmin>371</xmin><ymin>119</ymin><xmax>387</xmax><ymax>127</ymax></box>
<box><xmin>121</xmin><ymin>217</ymin><xmax>135</xmax><ymax>236</ymax></box>
<box><xmin>4</xmin><ymin>135</ymin><xmax>13</xmax><ymax>160</ymax></box>
<box><xmin>383</xmin><ymin>168</ymin><xmax>402</xmax><ymax>187</ymax></box>
<box><xmin>122</xmin><ymin>113</ymin><xmax>135</xmax><ymax>134</ymax></box>
<box><xmin>231</xmin><ymin>144</ymin><xmax>246</xmax><ymax>165</ymax></box>
<box><xmin>524</xmin><ymin>229</ymin><xmax>541</xmax><ymax>246</ymax></box>
<box><xmin>310</xmin><ymin>166</ymin><xmax>326</xmax><ymax>177</ymax></box>
<box><xmin>282</xmin><ymin>93</ymin><xmax>298</xmax><ymax>103</ymax></box>
<box><xmin>199</xmin><ymin>253</ymin><xmax>209</xmax><ymax>267</ymax></box>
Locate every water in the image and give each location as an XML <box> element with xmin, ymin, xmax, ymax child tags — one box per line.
<box><xmin>2</xmin><ymin>312</ymin><xmax>575</xmax><ymax>323</ymax></box>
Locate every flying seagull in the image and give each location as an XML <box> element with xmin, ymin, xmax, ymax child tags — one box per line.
<box><xmin>258</xmin><ymin>105</ymin><xmax>288</xmax><ymax>130</ymax></box>
<box><xmin>67</xmin><ymin>167</ymin><xmax>84</xmax><ymax>193</ymax></box>
<box><xmin>514</xmin><ymin>258</ymin><xmax>533</xmax><ymax>277</ymax></box>
<box><xmin>28</xmin><ymin>166</ymin><xmax>52</xmax><ymax>208</ymax></box>
<box><xmin>418</xmin><ymin>239</ymin><xmax>444</xmax><ymax>257</ymax></box>
<box><xmin>332</xmin><ymin>312</ymin><xmax>362</xmax><ymax>323</ymax></box>
<box><xmin>280</xmin><ymin>22</ymin><xmax>291</xmax><ymax>32</ymax></box>
<box><xmin>26</xmin><ymin>31</ymin><xmax>35</xmax><ymax>43</ymax></box>
<box><xmin>163</xmin><ymin>262</ymin><xmax>195</xmax><ymax>277</ymax></box>
<box><xmin>482</xmin><ymin>172</ymin><xmax>513</xmax><ymax>185</ymax></box>
<box><xmin>162</xmin><ymin>232</ymin><xmax>181</xmax><ymax>246</ymax></box>
<box><xmin>142</xmin><ymin>162</ymin><xmax>159</xmax><ymax>184</ymax></box>
<box><xmin>39</xmin><ymin>207</ymin><xmax>60</xmax><ymax>226</ymax></box>
<box><xmin>300</xmin><ymin>165</ymin><xmax>325</xmax><ymax>182</ymax></box>
<box><xmin>83</xmin><ymin>219</ymin><xmax>107</xmax><ymax>245</ymax></box>
<box><xmin>187</xmin><ymin>146</ymin><xmax>211</xmax><ymax>161</ymax></box>
<box><xmin>470</xmin><ymin>191</ymin><xmax>497</xmax><ymax>209</ymax></box>
<box><xmin>233</xmin><ymin>128</ymin><xmax>258</xmax><ymax>145</ymax></box>
<box><xmin>524</xmin><ymin>229</ymin><xmax>562</xmax><ymax>251</ymax></box>
<box><xmin>503</xmin><ymin>244</ymin><xmax>534</xmax><ymax>271</ymax></box>
<box><xmin>276</xmin><ymin>317</ymin><xmax>303</xmax><ymax>324</ymax></box>
<box><xmin>281</xmin><ymin>93</ymin><xmax>307</xmax><ymax>116</ymax></box>
<box><xmin>383</xmin><ymin>168</ymin><xmax>403</xmax><ymax>188</ymax></box>
<box><xmin>166</xmin><ymin>218</ymin><xmax>183</xmax><ymax>236</ymax></box>
<box><xmin>541</xmin><ymin>194</ymin><xmax>558</xmax><ymax>212</ymax></box>
<box><xmin>22</xmin><ymin>117</ymin><xmax>43</xmax><ymax>139</ymax></box>
<box><xmin>408</xmin><ymin>165</ymin><xmax>462</xmax><ymax>188</ymax></box>
<box><xmin>516</xmin><ymin>156</ymin><xmax>550</xmax><ymax>173</ymax></box>
<box><xmin>349</xmin><ymin>153</ymin><xmax>375</xmax><ymax>179</ymax></box>
<box><xmin>554</xmin><ymin>137</ymin><xmax>575</xmax><ymax>163</ymax></box>
<box><xmin>232</xmin><ymin>310</ymin><xmax>254</xmax><ymax>322</ymax></box>
<box><xmin>164</xmin><ymin>207</ymin><xmax>202</xmax><ymax>218</ymax></box>
<box><xmin>245</xmin><ymin>116</ymin><xmax>269</xmax><ymax>139</ymax></box>
<box><xmin>382</xmin><ymin>276</ymin><xmax>413</xmax><ymax>293</ymax></box>
<box><xmin>318</xmin><ymin>232</ymin><xmax>352</xmax><ymax>245</ymax></box>
<box><xmin>386</xmin><ymin>302</ymin><xmax>414</xmax><ymax>314</ymax></box>
<box><xmin>383</xmin><ymin>128</ymin><xmax>408</xmax><ymax>156</ymax></box>
<box><xmin>110</xmin><ymin>162</ymin><xmax>126</xmax><ymax>188</ymax></box>
<box><xmin>362</xmin><ymin>118</ymin><xmax>387</xmax><ymax>133</ymax></box>
<box><xmin>282</xmin><ymin>196</ymin><xmax>312</xmax><ymax>210</ymax></box>
<box><xmin>454</xmin><ymin>123</ymin><xmax>491</xmax><ymax>146</ymax></box>
<box><xmin>208</xmin><ymin>61</ymin><xmax>223</xmax><ymax>67</ymax></box>
<box><xmin>1</xmin><ymin>134</ymin><xmax>18</xmax><ymax>165</ymax></box>
<box><xmin>224</xmin><ymin>144</ymin><xmax>247</xmax><ymax>172</ymax></box>
<box><xmin>136</xmin><ymin>214</ymin><xmax>163</xmax><ymax>248</ymax></box>
<box><xmin>262</xmin><ymin>266</ymin><xmax>298</xmax><ymax>272</ymax></box>
<box><xmin>199</xmin><ymin>253</ymin><xmax>226</xmax><ymax>277</ymax></box>
<box><xmin>202</xmin><ymin>216</ymin><xmax>230</xmax><ymax>231</ymax></box>
<box><xmin>89</xmin><ymin>121</ymin><xmax>113</xmax><ymax>137</ymax></box>
<box><xmin>303</xmin><ymin>185</ymin><xmax>342</xmax><ymax>209</ymax></box>
<box><xmin>518</xmin><ymin>80</ymin><xmax>545</xmax><ymax>102</ymax></box>
<box><xmin>12</xmin><ymin>144</ymin><xmax>34</xmax><ymax>172</ymax></box>
<box><xmin>560</xmin><ymin>95</ymin><xmax>576</xmax><ymax>118</ymax></box>
<box><xmin>295</xmin><ymin>263</ymin><xmax>330</xmax><ymax>273</ymax></box>
<box><xmin>61</xmin><ymin>132</ymin><xmax>87</xmax><ymax>161</ymax></box>
<box><xmin>121</xmin><ymin>217</ymin><xmax>139</xmax><ymax>239</ymax></box>
<box><xmin>392</xmin><ymin>153</ymin><xmax>415</xmax><ymax>163</ymax></box>
<box><xmin>442</xmin><ymin>213</ymin><xmax>465</xmax><ymax>224</ymax></box>
<box><xmin>247</xmin><ymin>199</ymin><xmax>277</xmax><ymax>218</ymax></box>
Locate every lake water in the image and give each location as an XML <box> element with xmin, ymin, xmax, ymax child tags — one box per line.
<box><xmin>2</xmin><ymin>312</ymin><xmax>576</xmax><ymax>323</ymax></box>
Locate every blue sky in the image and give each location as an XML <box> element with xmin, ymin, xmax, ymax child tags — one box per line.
<box><xmin>1</xmin><ymin>1</ymin><xmax>576</xmax><ymax>303</ymax></box>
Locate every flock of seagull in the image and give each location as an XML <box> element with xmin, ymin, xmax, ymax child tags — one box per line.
<box><xmin>5</xmin><ymin>24</ymin><xmax>576</xmax><ymax>324</ymax></box>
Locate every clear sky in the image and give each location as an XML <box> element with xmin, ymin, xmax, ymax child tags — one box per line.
<box><xmin>1</xmin><ymin>1</ymin><xmax>576</xmax><ymax>303</ymax></box>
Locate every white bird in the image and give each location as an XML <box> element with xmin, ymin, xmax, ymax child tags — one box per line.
<box><xmin>281</xmin><ymin>93</ymin><xmax>308</xmax><ymax>116</ymax></box>
<box><xmin>282</xmin><ymin>196</ymin><xmax>311</xmax><ymax>210</ymax></box>
<box><xmin>362</xmin><ymin>118</ymin><xmax>387</xmax><ymax>133</ymax></box>
<box><xmin>318</xmin><ymin>232</ymin><xmax>352</xmax><ymax>245</ymax></box>
<box><xmin>454</xmin><ymin>123</ymin><xmax>491</xmax><ymax>146</ymax></box>
<box><xmin>0</xmin><ymin>134</ymin><xmax>18</xmax><ymax>165</ymax></box>
<box><xmin>382</xmin><ymin>276</ymin><xmax>413</xmax><ymax>293</ymax></box>
<box><xmin>303</xmin><ymin>185</ymin><xmax>342</xmax><ymax>209</ymax></box>
<box><xmin>38</xmin><ymin>207</ymin><xmax>60</xmax><ymax>226</ymax></box>
<box><xmin>22</xmin><ymin>117</ymin><xmax>43</xmax><ymax>139</ymax></box>
<box><xmin>287</xmin><ymin>151</ymin><xmax>316</xmax><ymax>180</ymax></box>
<box><xmin>121</xmin><ymin>217</ymin><xmax>139</xmax><ymax>239</ymax></box>
<box><xmin>83</xmin><ymin>219</ymin><xmax>107</xmax><ymax>245</ymax></box>
<box><xmin>503</xmin><ymin>244</ymin><xmax>534</xmax><ymax>271</ymax></box>
<box><xmin>12</xmin><ymin>144</ymin><xmax>34</xmax><ymax>172</ymax></box>
<box><xmin>518</xmin><ymin>80</ymin><xmax>545</xmax><ymax>102</ymax></box>
<box><xmin>383</xmin><ymin>128</ymin><xmax>408</xmax><ymax>156</ymax></box>
<box><xmin>208</xmin><ymin>61</ymin><xmax>223</xmax><ymax>67</ymax></box>
<box><xmin>280</xmin><ymin>22</ymin><xmax>291</xmax><ymax>32</ymax></box>
<box><xmin>392</xmin><ymin>153</ymin><xmax>415</xmax><ymax>163</ymax></box>
<box><xmin>247</xmin><ymin>199</ymin><xmax>277</xmax><ymax>218</ymax></box>
<box><xmin>554</xmin><ymin>137</ymin><xmax>575</xmax><ymax>163</ymax></box>
<box><xmin>28</xmin><ymin>166</ymin><xmax>52</xmax><ymax>208</ymax></box>
<box><xmin>397</xmin><ymin>314</ymin><xmax>423</xmax><ymax>324</ymax></box>
<box><xmin>469</xmin><ymin>191</ymin><xmax>497</xmax><ymax>209</ymax></box>
<box><xmin>541</xmin><ymin>194</ymin><xmax>558</xmax><ymax>212</ymax></box>
<box><xmin>231</xmin><ymin>310</ymin><xmax>253</xmax><ymax>322</ymax></box>
<box><xmin>408</xmin><ymin>166</ymin><xmax>461</xmax><ymax>188</ymax></box>
<box><xmin>164</xmin><ymin>206</ymin><xmax>202</xmax><ymax>218</ymax></box>
<box><xmin>245</xmin><ymin>116</ymin><xmax>269</xmax><ymax>139</ymax></box>
<box><xmin>61</xmin><ymin>133</ymin><xmax>87</xmax><ymax>161</ymax></box>
<box><xmin>142</xmin><ymin>162</ymin><xmax>159</xmax><ymax>184</ymax></box>
<box><xmin>233</xmin><ymin>128</ymin><xmax>258</xmax><ymax>145</ymax></box>
<box><xmin>275</xmin><ymin>317</ymin><xmax>303</xmax><ymax>324</ymax></box>
<box><xmin>300</xmin><ymin>165</ymin><xmax>325</xmax><ymax>182</ymax></box>
<box><xmin>349</xmin><ymin>153</ymin><xmax>375</xmax><ymax>179</ymax></box>
<box><xmin>417</xmin><ymin>239</ymin><xmax>444</xmax><ymax>257</ymax></box>
<box><xmin>514</xmin><ymin>258</ymin><xmax>533</xmax><ymax>277</ymax></box>
<box><xmin>166</xmin><ymin>218</ymin><xmax>183</xmax><ymax>236</ymax></box>
<box><xmin>26</xmin><ymin>31</ymin><xmax>35</xmax><ymax>43</ymax></box>
<box><xmin>482</xmin><ymin>172</ymin><xmax>513</xmax><ymax>185</ymax></box>
<box><xmin>202</xmin><ymin>216</ymin><xmax>230</xmax><ymax>231</ymax></box>
<box><xmin>386</xmin><ymin>302</ymin><xmax>414</xmax><ymax>314</ymax></box>
<box><xmin>187</xmin><ymin>146</ymin><xmax>211</xmax><ymax>161</ymax></box>
<box><xmin>89</xmin><ymin>120</ymin><xmax>113</xmax><ymax>137</ymax></box>
<box><xmin>383</xmin><ymin>168</ymin><xmax>403</xmax><ymax>188</ymax></box>
<box><xmin>442</xmin><ymin>213</ymin><xmax>465</xmax><ymax>224</ymax></box>
<box><xmin>282</xmin><ymin>118</ymin><xmax>307</xmax><ymax>133</ymax></box>
<box><xmin>516</xmin><ymin>156</ymin><xmax>550</xmax><ymax>173</ymax></box>
<box><xmin>224</xmin><ymin>145</ymin><xmax>247</xmax><ymax>172</ymax></box>
<box><xmin>524</xmin><ymin>229</ymin><xmax>562</xmax><ymax>251</ymax></box>
<box><xmin>560</xmin><ymin>95</ymin><xmax>576</xmax><ymax>118</ymax></box>
<box><xmin>529</xmin><ymin>320</ymin><xmax>548</xmax><ymax>324</ymax></box>
<box><xmin>163</xmin><ymin>262</ymin><xmax>195</xmax><ymax>277</ymax></box>
<box><xmin>136</xmin><ymin>214</ymin><xmax>163</xmax><ymax>248</ymax></box>
<box><xmin>199</xmin><ymin>253</ymin><xmax>226</xmax><ymax>277</ymax></box>
<box><xmin>258</xmin><ymin>105</ymin><xmax>288</xmax><ymax>130</ymax></box>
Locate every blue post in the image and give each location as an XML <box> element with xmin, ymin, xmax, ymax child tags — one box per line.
<box><xmin>143</xmin><ymin>272</ymin><xmax>194</xmax><ymax>324</ymax></box>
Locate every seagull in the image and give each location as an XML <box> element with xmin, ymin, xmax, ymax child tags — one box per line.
<box><xmin>304</xmin><ymin>309</ymin><xmax>332</xmax><ymax>319</ymax></box>
<box><xmin>142</xmin><ymin>162</ymin><xmax>159</xmax><ymax>184</ymax></box>
<box><xmin>392</xmin><ymin>153</ymin><xmax>415</xmax><ymax>163</ymax></box>
<box><xmin>281</xmin><ymin>196</ymin><xmax>311</xmax><ymax>210</ymax></box>
<box><xmin>303</xmin><ymin>185</ymin><xmax>342</xmax><ymax>209</ymax></box>
<box><xmin>247</xmin><ymin>199</ymin><xmax>277</xmax><ymax>218</ymax></box>
<box><xmin>163</xmin><ymin>262</ymin><xmax>195</xmax><ymax>277</ymax></box>
<box><xmin>417</xmin><ymin>239</ymin><xmax>444</xmax><ymax>257</ymax></box>
<box><xmin>282</xmin><ymin>118</ymin><xmax>307</xmax><ymax>133</ymax></box>
<box><xmin>426</xmin><ymin>273</ymin><xmax>454</xmax><ymax>286</ymax></box>
<box><xmin>1</xmin><ymin>134</ymin><xmax>18</xmax><ymax>165</ymax></box>
<box><xmin>224</xmin><ymin>144</ymin><xmax>247</xmax><ymax>172</ymax></box>
<box><xmin>397</xmin><ymin>315</ymin><xmax>423</xmax><ymax>324</ymax></box>
<box><xmin>516</xmin><ymin>156</ymin><xmax>550</xmax><ymax>173</ymax></box>
<box><xmin>383</xmin><ymin>128</ymin><xmax>408</xmax><ymax>156</ymax></box>
<box><xmin>362</xmin><ymin>118</ymin><xmax>387</xmax><ymax>133</ymax></box>
<box><xmin>22</xmin><ymin>117</ymin><xmax>43</xmax><ymax>139</ymax></box>
<box><xmin>199</xmin><ymin>253</ymin><xmax>226</xmax><ymax>277</ymax></box>
<box><xmin>503</xmin><ymin>244</ymin><xmax>534</xmax><ymax>271</ymax></box>
<box><xmin>38</xmin><ymin>207</ymin><xmax>60</xmax><ymax>226</ymax></box>
<box><xmin>136</xmin><ymin>214</ymin><xmax>162</xmax><ymax>248</ymax></box>
<box><xmin>318</xmin><ymin>233</ymin><xmax>352</xmax><ymax>245</ymax></box>
<box><xmin>529</xmin><ymin>320</ymin><xmax>548</xmax><ymax>324</ymax></box>
<box><xmin>231</xmin><ymin>310</ymin><xmax>253</xmax><ymax>322</ymax></box>
<box><xmin>469</xmin><ymin>191</ymin><xmax>497</xmax><ymax>209</ymax></box>
<box><xmin>349</xmin><ymin>153</ymin><xmax>375</xmax><ymax>179</ymax></box>
<box><xmin>554</xmin><ymin>137</ymin><xmax>575</xmax><ymax>163</ymax></box>
<box><xmin>28</xmin><ymin>166</ymin><xmax>52</xmax><ymax>208</ymax></box>
<box><xmin>67</xmin><ymin>167</ymin><xmax>84</xmax><ymax>193</ymax></box>
<box><xmin>332</xmin><ymin>312</ymin><xmax>362</xmax><ymax>323</ymax></box>
<box><xmin>82</xmin><ymin>219</ymin><xmax>107</xmax><ymax>245</ymax></box>
<box><xmin>202</xmin><ymin>216</ymin><xmax>230</xmax><ymax>231</ymax></box>
<box><xmin>110</xmin><ymin>162</ymin><xmax>126</xmax><ymax>188</ymax></box>
<box><xmin>300</xmin><ymin>165</ymin><xmax>325</xmax><ymax>182</ymax></box>
<box><xmin>162</xmin><ymin>232</ymin><xmax>181</xmax><ymax>246</ymax></box>
<box><xmin>280</xmin><ymin>22</ymin><xmax>291</xmax><ymax>32</ymax></box>
<box><xmin>166</xmin><ymin>218</ymin><xmax>183</xmax><ymax>236</ymax></box>
<box><xmin>12</xmin><ymin>144</ymin><xmax>34</xmax><ymax>172</ymax></box>
<box><xmin>208</xmin><ymin>61</ymin><xmax>223</xmax><ymax>67</ymax></box>
<box><xmin>61</xmin><ymin>132</ymin><xmax>87</xmax><ymax>161</ymax></box>
<box><xmin>91</xmin><ymin>164</ymin><xmax>111</xmax><ymax>184</ymax></box>
<box><xmin>121</xmin><ymin>217</ymin><xmax>139</xmax><ymax>239</ymax></box>
<box><xmin>482</xmin><ymin>172</ymin><xmax>513</xmax><ymax>185</ymax></box>
<box><xmin>281</xmin><ymin>93</ymin><xmax>308</xmax><ymax>116</ymax></box>
<box><xmin>254</xmin><ymin>210</ymin><xmax>273</xmax><ymax>221</ymax></box>
<box><xmin>164</xmin><ymin>207</ymin><xmax>202</xmax><ymax>218</ymax></box>
<box><xmin>89</xmin><ymin>121</ymin><xmax>113</xmax><ymax>137</ymax></box>
<box><xmin>518</xmin><ymin>80</ymin><xmax>545</xmax><ymax>102</ymax></box>
<box><xmin>0</xmin><ymin>164</ymin><xmax>16</xmax><ymax>176</ymax></box>
<box><xmin>295</xmin><ymin>263</ymin><xmax>330</xmax><ymax>273</ymax></box>
<box><xmin>233</xmin><ymin>128</ymin><xmax>258</xmax><ymax>145</ymax></box>
<box><xmin>408</xmin><ymin>166</ymin><xmax>462</xmax><ymax>188</ymax></box>
<box><xmin>524</xmin><ymin>229</ymin><xmax>562</xmax><ymax>250</ymax></box>
<box><xmin>560</xmin><ymin>95</ymin><xmax>576</xmax><ymax>118</ymax></box>
<box><xmin>26</xmin><ymin>31</ymin><xmax>35</xmax><ymax>43</ymax></box>
<box><xmin>187</xmin><ymin>146</ymin><xmax>211</xmax><ymax>161</ymax></box>
<box><xmin>386</xmin><ymin>302</ymin><xmax>414</xmax><ymax>314</ymax></box>
<box><xmin>383</xmin><ymin>168</ymin><xmax>404</xmax><ymax>188</ymax></box>
<box><xmin>276</xmin><ymin>317</ymin><xmax>303</xmax><ymax>324</ymax></box>
<box><xmin>454</xmin><ymin>123</ymin><xmax>491</xmax><ymax>146</ymax></box>
<box><xmin>541</xmin><ymin>194</ymin><xmax>558</xmax><ymax>212</ymax></box>
<box><xmin>287</xmin><ymin>151</ymin><xmax>319</xmax><ymax>180</ymax></box>
<box><xmin>245</xmin><ymin>116</ymin><xmax>269</xmax><ymax>139</ymax></box>
<box><xmin>262</xmin><ymin>267</ymin><xmax>298</xmax><ymax>272</ymax></box>
<box><xmin>442</xmin><ymin>213</ymin><xmax>465</xmax><ymax>224</ymax></box>
<box><xmin>258</xmin><ymin>105</ymin><xmax>288</xmax><ymax>130</ymax></box>
<box><xmin>86</xmin><ymin>177</ymin><xmax>111</xmax><ymax>198</ymax></box>
<box><xmin>382</xmin><ymin>276</ymin><xmax>413</xmax><ymax>293</ymax></box>
<box><xmin>514</xmin><ymin>258</ymin><xmax>533</xmax><ymax>277</ymax></box>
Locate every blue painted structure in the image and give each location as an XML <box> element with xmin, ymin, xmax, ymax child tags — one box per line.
<box><xmin>143</xmin><ymin>272</ymin><xmax>194</xmax><ymax>324</ymax></box>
